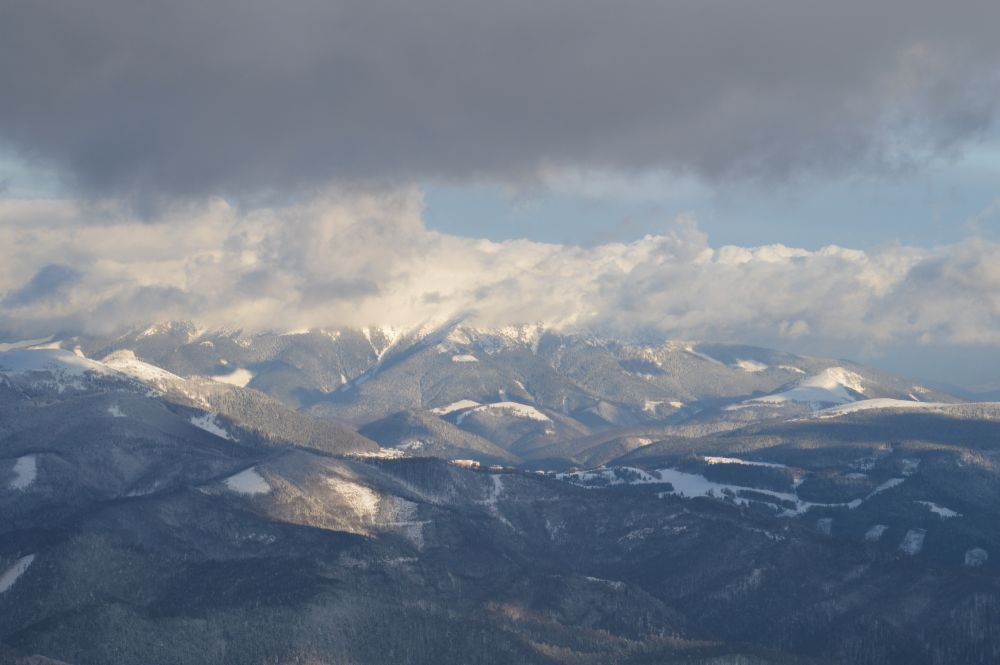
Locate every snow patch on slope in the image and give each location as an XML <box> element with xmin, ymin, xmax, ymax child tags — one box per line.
<box><xmin>864</xmin><ymin>525</ymin><xmax>888</xmax><ymax>542</ymax></box>
<box><xmin>916</xmin><ymin>501</ymin><xmax>961</xmax><ymax>518</ymax></box>
<box><xmin>9</xmin><ymin>455</ymin><xmax>37</xmax><ymax>490</ymax></box>
<box><xmin>817</xmin><ymin>398</ymin><xmax>950</xmax><ymax>417</ymax></box>
<box><xmin>326</xmin><ymin>477</ymin><xmax>381</xmax><ymax>521</ymax></box>
<box><xmin>190</xmin><ymin>414</ymin><xmax>233</xmax><ymax>440</ymax></box>
<box><xmin>679</xmin><ymin>344</ymin><xmax>726</xmax><ymax>366</ymax></box>
<box><xmin>102</xmin><ymin>350</ymin><xmax>183</xmax><ymax>385</ymax></box>
<box><xmin>430</xmin><ymin>400</ymin><xmax>482</xmax><ymax>415</ymax></box>
<box><xmin>559</xmin><ymin>464</ymin><xmax>906</xmax><ymax>517</ymax></box>
<box><xmin>224</xmin><ymin>468</ymin><xmax>271</xmax><ymax>495</ymax></box>
<box><xmin>703</xmin><ymin>456</ymin><xmax>788</xmax><ymax>469</ymax></box>
<box><xmin>456</xmin><ymin>401</ymin><xmax>551</xmax><ymax>425</ymax></box>
<box><xmin>477</xmin><ymin>474</ymin><xmax>513</xmax><ymax>528</ymax></box>
<box><xmin>0</xmin><ymin>555</ymin><xmax>35</xmax><ymax>593</ymax></box>
<box><xmin>899</xmin><ymin>529</ymin><xmax>926</xmax><ymax>555</ymax></box>
<box><xmin>966</xmin><ymin>548</ymin><xmax>988</xmax><ymax>567</ymax></box>
<box><xmin>867</xmin><ymin>477</ymin><xmax>905</xmax><ymax>498</ymax></box>
<box><xmin>210</xmin><ymin>368</ymin><xmax>255</xmax><ymax>387</ymax></box>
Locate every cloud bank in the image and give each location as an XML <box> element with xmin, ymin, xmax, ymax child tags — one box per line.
<box><xmin>1</xmin><ymin>191</ymin><xmax>997</xmax><ymax>352</ymax></box>
<box><xmin>2</xmin><ymin>1</ymin><xmax>1000</xmax><ymax>202</ymax></box>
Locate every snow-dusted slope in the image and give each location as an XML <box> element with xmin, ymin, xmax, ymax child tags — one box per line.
<box><xmin>0</xmin><ymin>348</ymin><xmax>111</xmax><ymax>378</ymax></box>
<box><xmin>817</xmin><ymin>398</ymin><xmax>1000</xmax><ymax>418</ymax></box>
<box><xmin>733</xmin><ymin>367</ymin><xmax>866</xmax><ymax>409</ymax></box>
<box><xmin>455</xmin><ymin>401</ymin><xmax>551</xmax><ymax>425</ymax></box>
<box><xmin>101</xmin><ymin>349</ymin><xmax>185</xmax><ymax>386</ymax></box>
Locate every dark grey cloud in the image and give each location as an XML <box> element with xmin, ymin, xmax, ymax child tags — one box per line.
<box><xmin>2</xmin><ymin>264</ymin><xmax>81</xmax><ymax>307</ymax></box>
<box><xmin>2</xmin><ymin>1</ymin><xmax>999</xmax><ymax>202</ymax></box>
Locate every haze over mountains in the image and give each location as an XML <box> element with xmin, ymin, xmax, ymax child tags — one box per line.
<box><xmin>3</xmin><ymin>322</ymin><xmax>1000</xmax><ymax>664</ymax></box>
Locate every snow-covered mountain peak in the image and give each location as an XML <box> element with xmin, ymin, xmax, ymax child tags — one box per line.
<box><xmin>100</xmin><ymin>349</ymin><xmax>185</xmax><ymax>386</ymax></box>
<box><xmin>744</xmin><ymin>366</ymin><xmax>866</xmax><ymax>408</ymax></box>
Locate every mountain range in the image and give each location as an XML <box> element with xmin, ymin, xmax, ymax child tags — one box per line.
<box><xmin>2</xmin><ymin>322</ymin><xmax>999</xmax><ymax>664</ymax></box>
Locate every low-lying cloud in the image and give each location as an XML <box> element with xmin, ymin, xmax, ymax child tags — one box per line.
<box><xmin>1</xmin><ymin>191</ymin><xmax>998</xmax><ymax>354</ymax></box>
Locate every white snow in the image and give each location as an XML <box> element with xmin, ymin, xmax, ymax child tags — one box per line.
<box><xmin>360</xmin><ymin>325</ymin><xmax>404</xmax><ymax>360</ymax></box>
<box><xmin>395</xmin><ymin>439</ymin><xmax>425</xmax><ymax>451</ymax></box>
<box><xmin>559</xmin><ymin>465</ymin><xmax>903</xmax><ymax>517</ymax></box>
<box><xmin>648</xmin><ymin>468</ymin><xmax>803</xmax><ymax>513</ymax></box>
<box><xmin>210</xmin><ymin>368</ymin><xmax>255</xmax><ymax>387</ymax></box>
<box><xmin>681</xmin><ymin>344</ymin><xmax>726</xmax><ymax>366</ymax></box>
<box><xmin>190</xmin><ymin>414</ymin><xmax>233</xmax><ymax>440</ymax></box>
<box><xmin>451</xmin><ymin>354</ymin><xmax>479</xmax><ymax>363</ymax></box>
<box><xmin>223</xmin><ymin>468</ymin><xmax>271</xmax><ymax>495</ymax></box>
<box><xmin>325</xmin><ymin>477</ymin><xmax>381</xmax><ymax>521</ymax></box>
<box><xmin>351</xmin><ymin>448</ymin><xmax>407</xmax><ymax>459</ymax></box>
<box><xmin>9</xmin><ymin>455</ymin><xmax>37</xmax><ymax>490</ymax></box>
<box><xmin>488</xmin><ymin>324</ymin><xmax>544</xmax><ymax>354</ymax></box>
<box><xmin>430</xmin><ymin>399</ymin><xmax>481</xmax><ymax>415</ymax></box>
<box><xmin>478</xmin><ymin>474</ymin><xmax>513</xmax><ymax>528</ymax></box>
<box><xmin>559</xmin><ymin>466</ymin><xmax>808</xmax><ymax>515</ymax></box>
<box><xmin>0</xmin><ymin>554</ymin><xmax>35</xmax><ymax>593</ymax></box>
<box><xmin>26</xmin><ymin>340</ymin><xmax>62</xmax><ymax>350</ymax></box>
<box><xmin>735</xmin><ymin>359</ymin><xmax>768</xmax><ymax>372</ymax></box>
<box><xmin>0</xmin><ymin>337</ymin><xmax>53</xmax><ymax>352</ymax></box>
<box><xmin>817</xmin><ymin>398</ymin><xmax>951</xmax><ymax>418</ymax></box>
<box><xmin>867</xmin><ymin>477</ymin><xmax>905</xmax><ymax>498</ymax></box>
<box><xmin>899</xmin><ymin>529</ymin><xmax>926</xmax><ymax>555</ymax></box>
<box><xmin>101</xmin><ymin>350</ymin><xmax>182</xmax><ymax>385</ymax></box>
<box><xmin>702</xmin><ymin>456</ymin><xmax>788</xmax><ymax>469</ymax></box>
<box><xmin>864</xmin><ymin>524</ymin><xmax>888</xmax><ymax>542</ymax></box>
<box><xmin>107</xmin><ymin>404</ymin><xmax>126</xmax><ymax>418</ymax></box>
<box><xmin>965</xmin><ymin>548</ymin><xmax>988</xmax><ymax>567</ymax></box>
<box><xmin>656</xmin><ymin>469</ymin><xmax>804</xmax><ymax>504</ymax></box>
<box><xmin>778</xmin><ymin>365</ymin><xmax>806</xmax><ymax>374</ymax></box>
<box><xmin>742</xmin><ymin>367</ymin><xmax>866</xmax><ymax>408</ymax></box>
<box><xmin>0</xmin><ymin>348</ymin><xmax>111</xmax><ymax>381</ymax></box>
<box><xmin>456</xmin><ymin>401</ymin><xmax>551</xmax><ymax>425</ymax></box>
<box><xmin>916</xmin><ymin>501</ymin><xmax>961</xmax><ymax>518</ymax></box>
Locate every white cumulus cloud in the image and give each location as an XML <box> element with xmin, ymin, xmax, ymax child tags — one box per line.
<box><xmin>0</xmin><ymin>190</ymin><xmax>998</xmax><ymax>353</ymax></box>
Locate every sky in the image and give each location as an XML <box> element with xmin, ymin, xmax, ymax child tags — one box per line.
<box><xmin>1</xmin><ymin>1</ymin><xmax>999</xmax><ymax>389</ymax></box>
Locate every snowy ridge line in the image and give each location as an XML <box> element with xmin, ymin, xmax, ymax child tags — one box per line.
<box><xmin>455</xmin><ymin>401</ymin><xmax>551</xmax><ymax>425</ymax></box>
<box><xmin>817</xmin><ymin>398</ymin><xmax>1000</xmax><ymax>418</ymax></box>
<box><xmin>430</xmin><ymin>399</ymin><xmax>481</xmax><ymax>415</ymax></box>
